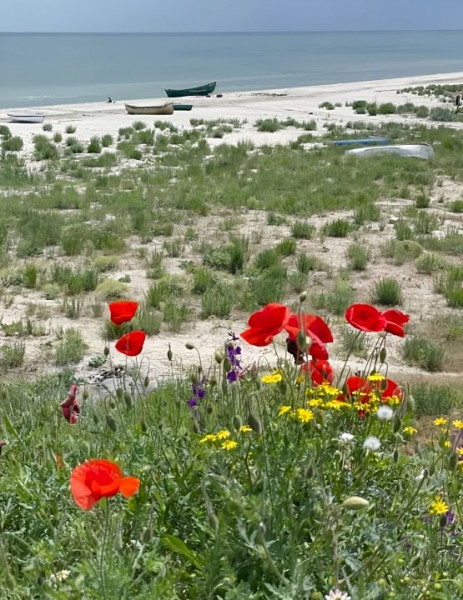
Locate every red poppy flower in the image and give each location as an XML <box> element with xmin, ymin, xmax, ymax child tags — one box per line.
<box><xmin>240</xmin><ymin>303</ymin><xmax>290</xmax><ymax>347</ymax></box>
<box><xmin>345</xmin><ymin>304</ymin><xmax>386</xmax><ymax>333</ymax></box>
<box><xmin>381</xmin><ymin>378</ymin><xmax>403</xmax><ymax>400</ymax></box>
<box><xmin>301</xmin><ymin>359</ymin><xmax>335</xmax><ymax>385</ymax></box>
<box><xmin>70</xmin><ymin>459</ymin><xmax>140</xmax><ymax>510</ymax></box>
<box><xmin>380</xmin><ymin>309</ymin><xmax>410</xmax><ymax>337</ymax></box>
<box><xmin>61</xmin><ymin>384</ymin><xmax>80</xmax><ymax>424</ymax></box>
<box><xmin>284</xmin><ymin>313</ymin><xmax>333</xmax><ymax>362</ymax></box>
<box><xmin>345</xmin><ymin>376</ymin><xmax>373</xmax><ymax>395</ymax></box>
<box><xmin>115</xmin><ymin>331</ymin><xmax>146</xmax><ymax>357</ymax></box>
<box><xmin>109</xmin><ymin>301</ymin><xmax>139</xmax><ymax>326</ymax></box>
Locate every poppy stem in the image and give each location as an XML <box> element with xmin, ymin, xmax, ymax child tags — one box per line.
<box><xmin>99</xmin><ymin>500</ymin><xmax>110</xmax><ymax>600</ymax></box>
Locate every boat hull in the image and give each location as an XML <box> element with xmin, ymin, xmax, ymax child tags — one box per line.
<box><xmin>124</xmin><ymin>103</ymin><xmax>174</xmax><ymax>115</ymax></box>
<box><xmin>345</xmin><ymin>144</ymin><xmax>434</xmax><ymax>160</ymax></box>
<box><xmin>165</xmin><ymin>82</ymin><xmax>216</xmax><ymax>98</ymax></box>
<box><xmin>7</xmin><ymin>113</ymin><xmax>45</xmax><ymax>124</ymax></box>
<box><xmin>333</xmin><ymin>137</ymin><xmax>391</xmax><ymax>146</ymax></box>
<box><xmin>173</xmin><ymin>104</ymin><xmax>193</xmax><ymax>111</ymax></box>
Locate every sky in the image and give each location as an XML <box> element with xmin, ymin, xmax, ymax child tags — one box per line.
<box><xmin>2</xmin><ymin>0</ymin><xmax>463</xmax><ymax>33</ymax></box>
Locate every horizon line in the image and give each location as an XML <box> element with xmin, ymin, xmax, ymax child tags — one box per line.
<box><xmin>2</xmin><ymin>28</ymin><xmax>463</xmax><ymax>34</ymax></box>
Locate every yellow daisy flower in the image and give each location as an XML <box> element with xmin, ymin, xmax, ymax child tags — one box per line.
<box><xmin>434</xmin><ymin>417</ymin><xmax>447</xmax><ymax>427</ymax></box>
<box><xmin>429</xmin><ymin>495</ymin><xmax>449</xmax><ymax>516</ymax></box>
<box><xmin>215</xmin><ymin>429</ymin><xmax>231</xmax><ymax>440</ymax></box>
<box><xmin>199</xmin><ymin>434</ymin><xmax>217</xmax><ymax>443</ymax></box>
<box><xmin>444</xmin><ymin>440</ymin><xmax>451</xmax><ymax>448</ymax></box>
<box><xmin>261</xmin><ymin>373</ymin><xmax>283</xmax><ymax>384</ymax></box>
<box><xmin>296</xmin><ymin>408</ymin><xmax>314</xmax><ymax>423</ymax></box>
<box><xmin>308</xmin><ymin>398</ymin><xmax>324</xmax><ymax>407</ymax></box>
<box><xmin>278</xmin><ymin>405</ymin><xmax>292</xmax><ymax>417</ymax></box>
<box><xmin>239</xmin><ymin>425</ymin><xmax>252</xmax><ymax>433</ymax></box>
<box><xmin>452</xmin><ymin>420</ymin><xmax>463</xmax><ymax>430</ymax></box>
<box><xmin>221</xmin><ymin>440</ymin><xmax>238</xmax><ymax>451</ymax></box>
<box><xmin>403</xmin><ymin>426</ymin><xmax>417</xmax><ymax>436</ymax></box>
<box><xmin>367</xmin><ymin>373</ymin><xmax>385</xmax><ymax>382</ymax></box>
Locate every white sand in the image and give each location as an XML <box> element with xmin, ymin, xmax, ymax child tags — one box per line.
<box><xmin>2</xmin><ymin>72</ymin><xmax>463</xmax><ymax>161</ymax></box>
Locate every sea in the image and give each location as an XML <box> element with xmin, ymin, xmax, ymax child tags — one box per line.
<box><xmin>1</xmin><ymin>30</ymin><xmax>462</xmax><ymax>109</ymax></box>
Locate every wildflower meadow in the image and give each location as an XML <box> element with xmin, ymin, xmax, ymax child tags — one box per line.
<box><xmin>1</xmin><ymin>297</ymin><xmax>462</xmax><ymax>599</ymax></box>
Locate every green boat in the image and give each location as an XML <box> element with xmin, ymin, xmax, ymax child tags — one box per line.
<box><xmin>173</xmin><ymin>104</ymin><xmax>193</xmax><ymax>111</ymax></box>
<box><xmin>165</xmin><ymin>82</ymin><xmax>216</xmax><ymax>98</ymax></box>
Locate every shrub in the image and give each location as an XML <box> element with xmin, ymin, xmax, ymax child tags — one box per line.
<box><xmin>366</xmin><ymin>103</ymin><xmax>378</xmax><ymax>116</ymax></box>
<box><xmin>65</xmin><ymin>125</ymin><xmax>76</xmax><ymax>134</ymax></box>
<box><xmin>449</xmin><ymin>200</ymin><xmax>463</xmax><ymax>213</ymax></box>
<box><xmin>275</xmin><ymin>237</ymin><xmax>296</xmax><ymax>256</ymax></box>
<box><xmin>378</xmin><ymin>103</ymin><xmax>396</xmax><ymax>115</ymax></box>
<box><xmin>319</xmin><ymin>101</ymin><xmax>335</xmax><ymax>110</ymax></box>
<box><xmin>403</xmin><ymin>337</ymin><xmax>444</xmax><ymax>372</ymax></box>
<box><xmin>322</xmin><ymin>218</ymin><xmax>351</xmax><ymax>237</ymax></box>
<box><xmin>393</xmin><ymin>240</ymin><xmax>423</xmax><ymax>265</ymax></box>
<box><xmin>42</xmin><ymin>123</ymin><xmax>52</xmax><ymax>132</ymax></box>
<box><xmin>371</xmin><ymin>278</ymin><xmax>403</xmax><ymax>306</ymax></box>
<box><xmin>201</xmin><ymin>283</ymin><xmax>234</xmax><ymax>317</ymax></box>
<box><xmin>347</xmin><ymin>243</ymin><xmax>370</xmax><ymax>270</ymax></box>
<box><xmin>2</xmin><ymin>136</ymin><xmax>23</xmax><ymax>152</ymax></box>
<box><xmin>291</xmin><ymin>221</ymin><xmax>315</xmax><ymax>239</ymax></box>
<box><xmin>55</xmin><ymin>328</ymin><xmax>86</xmax><ymax>366</ymax></box>
<box><xmin>430</xmin><ymin>107</ymin><xmax>457</xmax><ymax>122</ymax></box>
<box><xmin>415</xmin><ymin>252</ymin><xmax>446</xmax><ymax>274</ymax></box>
<box><xmin>95</xmin><ymin>279</ymin><xmax>129</xmax><ymax>300</ymax></box>
<box><xmin>33</xmin><ymin>135</ymin><xmax>59</xmax><ymax>160</ymax></box>
<box><xmin>87</xmin><ymin>137</ymin><xmax>102</xmax><ymax>154</ymax></box>
<box><xmin>256</xmin><ymin>119</ymin><xmax>281</xmax><ymax>133</ymax></box>
<box><xmin>101</xmin><ymin>134</ymin><xmax>113</xmax><ymax>147</ymax></box>
<box><xmin>53</xmin><ymin>132</ymin><xmax>63</xmax><ymax>143</ymax></box>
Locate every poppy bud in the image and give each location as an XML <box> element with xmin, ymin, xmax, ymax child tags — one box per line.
<box><xmin>448</xmin><ymin>453</ymin><xmax>457</xmax><ymax>471</ymax></box>
<box><xmin>214</xmin><ymin>350</ymin><xmax>224</xmax><ymax>364</ymax></box>
<box><xmin>247</xmin><ymin>413</ymin><xmax>262</xmax><ymax>435</ymax></box>
<box><xmin>297</xmin><ymin>330</ymin><xmax>306</xmax><ymax>349</ymax></box>
<box><xmin>144</xmin><ymin>376</ymin><xmax>149</xmax><ymax>388</ymax></box>
<box><xmin>82</xmin><ymin>389</ymin><xmax>89</xmax><ymax>400</ymax></box>
<box><xmin>342</xmin><ymin>496</ymin><xmax>369</xmax><ymax>510</ymax></box>
<box><xmin>379</xmin><ymin>347</ymin><xmax>387</xmax><ymax>363</ymax></box>
<box><xmin>185</xmin><ymin>342</ymin><xmax>195</xmax><ymax>350</ymax></box>
<box><xmin>406</xmin><ymin>394</ymin><xmax>416</xmax><ymax>412</ymax></box>
<box><xmin>167</xmin><ymin>344</ymin><xmax>173</xmax><ymax>362</ymax></box>
<box><xmin>93</xmin><ymin>413</ymin><xmax>99</xmax><ymax>425</ymax></box>
<box><xmin>393</xmin><ymin>449</ymin><xmax>399</xmax><ymax>463</ymax></box>
<box><xmin>223</xmin><ymin>357</ymin><xmax>231</xmax><ymax>372</ymax></box>
<box><xmin>209</xmin><ymin>376</ymin><xmax>217</xmax><ymax>387</ymax></box>
<box><xmin>439</xmin><ymin>514</ymin><xmax>447</xmax><ymax>528</ymax></box>
<box><xmin>233</xmin><ymin>415</ymin><xmax>242</xmax><ymax>431</ymax></box>
<box><xmin>140</xmin><ymin>420</ymin><xmax>147</xmax><ymax>433</ymax></box>
<box><xmin>116</xmin><ymin>388</ymin><xmax>124</xmax><ymax>400</ymax></box>
<box><xmin>428</xmin><ymin>464</ymin><xmax>434</xmax><ymax>476</ymax></box>
<box><xmin>109</xmin><ymin>400</ymin><xmax>116</xmax><ymax>410</ymax></box>
<box><xmin>207</xmin><ymin>513</ymin><xmax>219</xmax><ymax>531</ymax></box>
<box><xmin>106</xmin><ymin>415</ymin><xmax>117</xmax><ymax>432</ymax></box>
<box><xmin>124</xmin><ymin>392</ymin><xmax>132</xmax><ymax>408</ymax></box>
<box><xmin>299</xmin><ymin>291</ymin><xmax>307</xmax><ymax>303</ymax></box>
<box><xmin>104</xmin><ymin>346</ymin><xmax>110</xmax><ymax>357</ymax></box>
<box><xmin>393</xmin><ymin>415</ymin><xmax>402</xmax><ymax>433</ymax></box>
<box><xmin>258</xmin><ymin>521</ymin><xmax>266</xmax><ymax>536</ymax></box>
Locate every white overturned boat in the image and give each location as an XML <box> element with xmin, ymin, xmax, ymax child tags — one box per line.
<box><xmin>345</xmin><ymin>143</ymin><xmax>434</xmax><ymax>160</ymax></box>
<box><xmin>7</xmin><ymin>113</ymin><xmax>46</xmax><ymax>124</ymax></box>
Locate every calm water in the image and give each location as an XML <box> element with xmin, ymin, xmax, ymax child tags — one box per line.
<box><xmin>1</xmin><ymin>31</ymin><xmax>462</xmax><ymax>109</ymax></box>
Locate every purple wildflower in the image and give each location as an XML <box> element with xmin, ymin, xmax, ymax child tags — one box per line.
<box><xmin>226</xmin><ymin>332</ymin><xmax>243</xmax><ymax>383</ymax></box>
<box><xmin>188</xmin><ymin>378</ymin><xmax>207</xmax><ymax>408</ymax></box>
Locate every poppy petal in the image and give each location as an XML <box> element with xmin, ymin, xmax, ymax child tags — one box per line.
<box><xmin>240</xmin><ymin>327</ymin><xmax>273</xmax><ymax>347</ymax></box>
<box><xmin>309</xmin><ymin>342</ymin><xmax>329</xmax><ymax>360</ymax></box>
<box><xmin>115</xmin><ymin>331</ymin><xmax>146</xmax><ymax>357</ymax></box>
<box><xmin>119</xmin><ymin>477</ymin><xmax>141</xmax><ymax>498</ymax></box>
<box><xmin>247</xmin><ymin>303</ymin><xmax>290</xmax><ymax>331</ymax></box>
<box><xmin>109</xmin><ymin>301</ymin><xmax>139</xmax><ymax>326</ymax></box>
<box><xmin>345</xmin><ymin>304</ymin><xmax>386</xmax><ymax>333</ymax></box>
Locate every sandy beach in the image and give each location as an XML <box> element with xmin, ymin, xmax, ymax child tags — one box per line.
<box><xmin>3</xmin><ymin>72</ymin><xmax>463</xmax><ymax>162</ymax></box>
<box><xmin>1</xmin><ymin>71</ymin><xmax>463</xmax><ymax>388</ymax></box>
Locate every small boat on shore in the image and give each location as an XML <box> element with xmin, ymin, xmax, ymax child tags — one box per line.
<box><xmin>165</xmin><ymin>82</ymin><xmax>216</xmax><ymax>98</ymax></box>
<box><xmin>173</xmin><ymin>104</ymin><xmax>193</xmax><ymax>111</ymax></box>
<box><xmin>333</xmin><ymin>137</ymin><xmax>391</xmax><ymax>146</ymax></box>
<box><xmin>7</xmin><ymin>113</ymin><xmax>45</xmax><ymax>124</ymax></box>
<box><xmin>345</xmin><ymin>143</ymin><xmax>434</xmax><ymax>160</ymax></box>
<box><xmin>124</xmin><ymin>103</ymin><xmax>174</xmax><ymax>116</ymax></box>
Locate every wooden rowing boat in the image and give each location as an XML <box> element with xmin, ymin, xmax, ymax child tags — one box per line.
<box><xmin>124</xmin><ymin>103</ymin><xmax>174</xmax><ymax>115</ymax></box>
<box><xmin>173</xmin><ymin>104</ymin><xmax>193</xmax><ymax>111</ymax></box>
<box><xmin>345</xmin><ymin>143</ymin><xmax>434</xmax><ymax>160</ymax></box>
<box><xmin>165</xmin><ymin>82</ymin><xmax>216</xmax><ymax>98</ymax></box>
<box><xmin>7</xmin><ymin>113</ymin><xmax>45</xmax><ymax>124</ymax></box>
<box><xmin>333</xmin><ymin>137</ymin><xmax>391</xmax><ymax>146</ymax></box>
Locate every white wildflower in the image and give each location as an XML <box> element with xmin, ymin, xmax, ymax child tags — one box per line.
<box><xmin>376</xmin><ymin>405</ymin><xmax>393</xmax><ymax>421</ymax></box>
<box><xmin>339</xmin><ymin>432</ymin><xmax>355</xmax><ymax>444</ymax></box>
<box><xmin>48</xmin><ymin>569</ymin><xmax>70</xmax><ymax>584</ymax></box>
<box><xmin>325</xmin><ymin>589</ymin><xmax>351</xmax><ymax>600</ymax></box>
<box><xmin>363</xmin><ymin>435</ymin><xmax>381</xmax><ymax>452</ymax></box>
